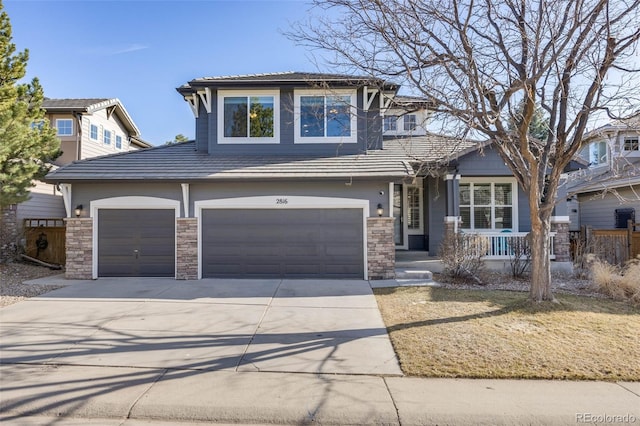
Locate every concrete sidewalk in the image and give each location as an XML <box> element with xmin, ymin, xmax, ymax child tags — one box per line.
<box><xmin>1</xmin><ymin>364</ymin><xmax>638</xmax><ymax>425</ymax></box>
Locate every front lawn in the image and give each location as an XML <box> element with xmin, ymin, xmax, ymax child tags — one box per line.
<box><xmin>374</xmin><ymin>287</ymin><xmax>640</xmax><ymax>381</ymax></box>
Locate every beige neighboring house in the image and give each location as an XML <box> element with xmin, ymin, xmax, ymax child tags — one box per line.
<box><xmin>17</xmin><ymin>98</ymin><xmax>151</xmax><ymax>223</ymax></box>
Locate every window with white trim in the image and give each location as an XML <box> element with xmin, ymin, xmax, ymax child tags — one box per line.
<box><xmin>56</xmin><ymin>119</ymin><xmax>73</xmax><ymax>136</ymax></box>
<box><xmin>384</xmin><ymin>115</ymin><xmax>397</xmax><ymax>132</ymax></box>
<box><xmin>294</xmin><ymin>90</ymin><xmax>357</xmax><ymax>143</ymax></box>
<box><xmin>581</xmin><ymin>141</ymin><xmax>608</xmax><ymax>167</ymax></box>
<box><xmin>103</xmin><ymin>129</ymin><xmax>112</xmax><ymax>146</ymax></box>
<box><xmin>115</xmin><ymin>135</ymin><xmax>122</xmax><ymax>149</ymax></box>
<box><xmin>217</xmin><ymin>90</ymin><xmax>278</xmax><ymax>144</ymax></box>
<box><xmin>407</xmin><ymin>186</ymin><xmax>422</xmax><ymax>232</ymax></box>
<box><xmin>90</xmin><ymin>124</ymin><xmax>98</xmax><ymax>140</ymax></box>
<box><xmin>459</xmin><ymin>180</ymin><xmax>516</xmax><ymax>230</ymax></box>
<box><xmin>623</xmin><ymin>137</ymin><xmax>639</xmax><ymax>152</ymax></box>
<box><xmin>403</xmin><ymin>114</ymin><xmax>417</xmax><ymax>131</ymax></box>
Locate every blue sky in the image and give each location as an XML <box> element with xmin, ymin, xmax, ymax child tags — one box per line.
<box><xmin>5</xmin><ymin>0</ymin><xmax>324</xmax><ymax>145</ymax></box>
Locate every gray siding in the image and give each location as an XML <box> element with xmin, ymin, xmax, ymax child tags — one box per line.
<box><xmin>199</xmin><ymin>88</ymin><xmax>380</xmax><ymax>156</ymax></box>
<box><xmin>70</xmin><ymin>180</ymin><xmax>391</xmax><ymax>220</ymax></box>
<box><xmin>457</xmin><ymin>146</ymin><xmax>512</xmax><ymax>176</ymax></box>
<box><xmin>17</xmin><ymin>181</ymin><xmax>66</xmax><ymax>222</ymax></box>
<box><xmin>190</xmin><ymin>181</ymin><xmax>389</xmax><ymax>218</ymax></box>
<box><xmin>427</xmin><ymin>177</ymin><xmax>448</xmax><ymax>254</ymax></box>
<box><xmin>578</xmin><ymin>186</ymin><xmax>640</xmax><ymax>229</ymax></box>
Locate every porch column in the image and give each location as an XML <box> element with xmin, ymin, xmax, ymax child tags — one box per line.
<box><xmin>367</xmin><ymin>217</ymin><xmax>395</xmax><ymax>280</ymax></box>
<box><xmin>64</xmin><ymin>218</ymin><xmax>93</xmax><ymax>279</ymax></box>
<box><xmin>176</xmin><ymin>218</ymin><xmax>198</xmax><ymax>280</ymax></box>
<box><xmin>444</xmin><ymin>174</ymin><xmax>462</xmax><ymax>242</ymax></box>
<box><xmin>551</xmin><ymin>216</ymin><xmax>571</xmax><ymax>262</ymax></box>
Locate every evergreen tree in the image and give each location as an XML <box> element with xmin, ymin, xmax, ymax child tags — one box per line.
<box><xmin>0</xmin><ymin>2</ymin><xmax>59</xmax><ymax>207</ymax></box>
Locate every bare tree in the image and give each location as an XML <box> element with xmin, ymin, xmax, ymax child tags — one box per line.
<box><xmin>288</xmin><ymin>0</ymin><xmax>640</xmax><ymax>301</ymax></box>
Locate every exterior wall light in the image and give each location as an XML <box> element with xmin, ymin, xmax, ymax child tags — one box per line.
<box><xmin>74</xmin><ymin>204</ymin><xmax>83</xmax><ymax>218</ymax></box>
<box><xmin>377</xmin><ymin>203</ymin><xmax>384</xmax><ymax>217</ymax></box>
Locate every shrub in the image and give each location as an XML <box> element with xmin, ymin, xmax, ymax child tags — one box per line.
<box><xmin>508</xmin><ymin>235</ymin><xmax>531</xmax><ymax>278</ymax></box>
<box><xmin>439</xmin><ymin>232</ymin><xmax>485</xmax><ymax>284</ymax></box>
<box><xmin>591</xmin><ymin>256</ymin><xmax>640</xmax><ymax>304</ymax></box>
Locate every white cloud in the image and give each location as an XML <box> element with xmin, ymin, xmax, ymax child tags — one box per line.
<box><xmin>82</xmin><ymin>43</ymin><xmax>149</xmax><ymax>56</ymax></box>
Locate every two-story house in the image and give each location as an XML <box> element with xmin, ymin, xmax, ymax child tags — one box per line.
<box><xmin>17</xmin><ymin>98</ymin><xmax>151</xmax><ymax>223</ymax></box>
<box><xmin>566</xmin><ymin>113</ymin><xmax>640</xmax><ymax>231</ymax></box>
<box><xmin>46</xmin><ymin>72</ymin><xmax>571</xmax><ymax>281</ymax></box>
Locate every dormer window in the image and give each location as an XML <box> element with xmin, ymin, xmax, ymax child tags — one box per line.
<box><xmin>588</xmin><ymin>141</ymin><xmax>608</xmax><ymax>166</ymax></box>
<box><xmin>294</xmin><ymin>89</ymin><xmax>357</xmax><ymax>144</ymax></box>
<box><xmin>217</xmin><ymin>90</ymin><xmax>279</xmax><ymax>144</ymax></box>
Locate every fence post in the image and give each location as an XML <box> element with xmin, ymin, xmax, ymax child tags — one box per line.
<box><xmin>628</xmin><ymin>219</ymin><xmax>633</xmax><ymax>260</ymax></box>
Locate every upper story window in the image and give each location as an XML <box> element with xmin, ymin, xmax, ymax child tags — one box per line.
<box><xmin>587</xmin><ymin>141</ymin><xmax>608</xmax><ymax>166</ymax></box>
<box><xmin>115</xmin><ymin>135</ymin><xmax>122</xmax><ymax>149</ymax></box>
<box><xmin>384</xmin><ymin>116</ymin><xmax>397</xmax><ymax>132</ymax></box>
<box><xmin>56</xmin><ymin>119</ymin><xmax>73</xmax><ymax>136</ymax></box>
<box><xmin>217</xmin><ymin>90</ymin><xmax>279</xmax><ymax>144</ymax></box>
<box><xmin>90</xmin><ymin>124</ymin><xmax>98</xmax><ymax>140</ymax></box>
<box><xmin>459</xmin><ymin>179</ymin><xmax>517</xmax><ymax>231</ymax></box>
<box><xmin>623</xmin><ymin>137</ymin><xmax>639</xmax><ymax>152</ymax></box>
<box><xmin>104</xmin><ymin>129</ymin><xmax>112</xmax><ymax>146</ymax></box>
<box><xmin>403</xmin><ymin>114</ymin><xmax>417</xmax><ymax>131</ymax></box>
<box><xmin>294</xmin><ymin>89</ymin><xmax>357</xmax><ymax>144</ymax></box>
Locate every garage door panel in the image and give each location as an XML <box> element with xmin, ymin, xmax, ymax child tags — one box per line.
<box><xmin>98</xmin><ymin>209</ymin><xmax>175</xmax><ymax>277</ymax></box>
<box><xmin>202</xmin><ymin>208</ymin><xmax>363</xmax><ymax>278</ymax></box>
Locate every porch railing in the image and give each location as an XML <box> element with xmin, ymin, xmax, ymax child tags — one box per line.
<box><xmin>462</xmin><ymin>232</ymin><xmax>556</xmax><ymax>260</ymax></box>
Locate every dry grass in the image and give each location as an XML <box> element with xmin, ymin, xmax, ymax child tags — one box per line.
<box><xmin>374</xmin><ymin>287</ymin><xmax>640</xmax><ymax>381</ymax></box>
<box><xmin>591</xmin><ymin>258</ymin><xmax>640</xmax><ymax>304</ymax></box>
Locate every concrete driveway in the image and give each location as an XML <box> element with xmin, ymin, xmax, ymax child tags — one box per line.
<box><xmin>0</xmin><ymin>278</ymin><xmax>401</xmax><ymax>375</ymax></box>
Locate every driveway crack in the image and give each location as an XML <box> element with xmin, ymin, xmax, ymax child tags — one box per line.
<box><xmin>122</xmin><ymin>368</ymin><xmax>168</xmax><ymax>424</ymax></box>
<box><xmin>235</xmin><ymin>279</ymin><xmax>283</xmax><ymax>371</ymax></box>
<box><xmin>383</xmin><ymin>376</ymin><xmax>402</xmax><ymax>426</ymax></box>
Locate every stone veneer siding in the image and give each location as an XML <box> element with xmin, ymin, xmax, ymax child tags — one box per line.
<box><xmin>0</xmin><ymin>205</ymin><xmax>18</xmax><ymax>262</ymax></box>
<box><xmin>176</xmin><ymin>218</ymin><xmax>198</xmax><ymax>280</ymax></box>
<box><xmin>367</xmin><ymin>217</ymin><xmax>395</xmax><ymax>280</ymax></box>
<box><xmin>551</xmin><ymin>221</ymin><xmax>570</xmax><ymax>262</ymax></box>
<box><xmin>65</xmin><ymin>218</ymin><xmax>93</xmax><ymax>279</ymax></box>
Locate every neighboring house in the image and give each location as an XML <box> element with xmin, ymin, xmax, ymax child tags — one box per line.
<box><xmin>45</xmin><ymin>72</ymin><xmax>571</xmax><ymax>281</ymax></box>
<box><xmin>566</xmin><ymin>113</ymin><xmax>640</xmax><ymax>231</ymax></box>
<box><xmin>16</xmin><ymin>98</ymin><xmax>151</xmax><ymax>223</ymax></box>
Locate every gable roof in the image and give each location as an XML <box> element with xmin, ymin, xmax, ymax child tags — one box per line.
<box><xmin>44</xmin><ymin>135</ymin><xmax>483</xmax><ymax>183</ymax></box>
<box><xmin>42</xmin><ymin>98</ymin><xmax>151</xmax><ymax>148</ymax></box>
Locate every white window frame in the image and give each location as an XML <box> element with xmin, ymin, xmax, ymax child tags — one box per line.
<box><xmin>403</xmin><ymin>114</ymin><xmax>417</xmax><ymax>131</ymax></box>
<box><xmin>56</xmin><ymin>119</ymin><xmax>73</xmax><ymax>136</ymax></box>
<box><xmin>623</xmin><ymin>136</ymin><xmax>639</xmax><ymax>152</ymax></box>
<box><xmin>103</xmin><ymin>129</ymin><xmax>112</xmax><ymax>146</ymax></box>
<box><xmin>90</xmin><ymin>123</ymin><xmax>98</xmax><ymax>141</ymax></box>
<box><xmin>586</xmin><ymin>140</ymin><xmax>609</xmax><ymax>167</ymax></box>
<box><xmin>383</xmin><ymin>115</ymin><xmax>398</xmax><ymax>132</ymax></box>
<box><xmin>459</xmin><ymin>177</ymin><xmax>519</xmax><ymax>232</ymax></box>
<box><xmin>217</xmin><ymin>89</ymin><xmax>280</xmax><ymax>144</ymax></box>
<box><xmin>406</xmin><ymin>184</ymin><xmax>423</xmax><ymax>234</ymax></box>
<box><xmin>294</xmin><ymin>89</ymin><xmax>358</xmax><ymax>144</ymax></box>
<box><xmin>115</xmin><ymin>134</ymin><xmax>122</xmax><ymax>150</ymax></box>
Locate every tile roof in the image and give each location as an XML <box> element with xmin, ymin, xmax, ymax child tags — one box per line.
<box><xmin>179</xmin><ymin>71</ymin><xmax>399</xmax><ymax>92</ymax></box>
<box><xmin>45</xmin><ymin>135</ymin><xmax>481</xmax><ymax>183</ymax></box>
<box><xmin>42</xmin><ymin>98</ymin><xmax>113</xmax><ymax>111</ymax></box>
<box><xmin>567</xmin><ymin>158</ymin><xmax>640</xmax><ymax>194</ymax></box>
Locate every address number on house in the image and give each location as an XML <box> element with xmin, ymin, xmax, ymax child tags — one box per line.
<box><xmin>276</xmin><ymin>198</ymin><xmax>288</xmax><ymax>205</ymax></box>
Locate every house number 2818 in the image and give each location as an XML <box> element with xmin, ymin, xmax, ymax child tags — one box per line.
<box><xmin>276</xmin><ymin>198</ymin><xmax>288</xmax><ymax>205</ymax></box>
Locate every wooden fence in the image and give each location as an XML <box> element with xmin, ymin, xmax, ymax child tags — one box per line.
<box><xmin>23</xmin><ymin>219</ymin><xmax>66</xmax><ymax>266</ymax></box>
<box><xmin>581</xmin><ymin>220</ymin><xmax>640</xmax><ymax>265</ymax></box>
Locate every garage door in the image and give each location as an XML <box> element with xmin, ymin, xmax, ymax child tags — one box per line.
<box><xmin>202</xmin><ymin>209</ymin><xmax>364</xmax><ymax>278</ymax></box>
<box><xmin>98</xmin><ymin>209</ymin><xmax>175</xmax><ymax>277</ymax></box>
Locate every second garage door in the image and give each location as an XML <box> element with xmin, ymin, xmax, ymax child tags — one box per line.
<box><xmin>202</xmin><ymin>208</ymin><xmax>364</xmax><ymax>278</ymax></box>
